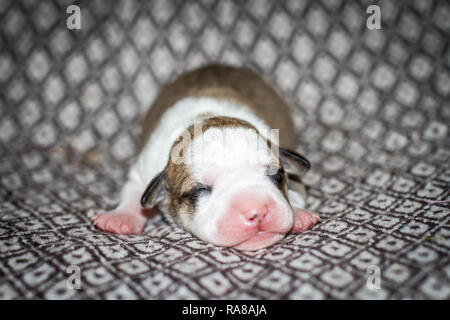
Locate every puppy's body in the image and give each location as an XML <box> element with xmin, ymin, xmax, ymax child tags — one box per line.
<box><xmin>93</xmin><ymin>65</ymin><xmax>319</xmax><ymax>250</ymax></box>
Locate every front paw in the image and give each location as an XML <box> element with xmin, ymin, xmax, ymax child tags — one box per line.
<box><xmin>290</xmin><ymin>209</ymin><xmax>320</xmax><ymax>233</ymax></box>
<box><xmin>92</xmin><ymin>211</ymin><xmax>145</xmax><ymax>235</ymax></box>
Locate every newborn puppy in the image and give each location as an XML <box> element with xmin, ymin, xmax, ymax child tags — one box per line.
<box><xmin>92</xmin><ymin>65</ymin><xmax>319</xmax><ymax>250</ymax></box>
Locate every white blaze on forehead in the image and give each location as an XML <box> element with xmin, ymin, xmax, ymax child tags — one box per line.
<box><xmin>186</xmin><ymin>127</ymin><xmax>276</xmax><ymax>181</ymax></box>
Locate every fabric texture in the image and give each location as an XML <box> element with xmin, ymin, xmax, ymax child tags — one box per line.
<box><xmin>0</xmin><ymin>0</ymin><xmax>449</xmax><ymax>299</ymax></box>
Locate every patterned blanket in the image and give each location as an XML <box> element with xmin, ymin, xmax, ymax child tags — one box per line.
<box><xmin>0</xmin><ymin>0</ymin><xmax>449</xmax><ymax>299</ymax></box>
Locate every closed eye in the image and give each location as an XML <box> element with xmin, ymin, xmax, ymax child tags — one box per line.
<box><xmin>268</xmin><ymin>167</ymin><xmax>285</xmax><ymax>188</ymax></box>
<box><xmin>181</xmin><ymin>184</ymin><xmax>212</xmax><ymax>202</ymax></box>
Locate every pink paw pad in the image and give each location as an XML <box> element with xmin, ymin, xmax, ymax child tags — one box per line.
<box><xmin>290</xmin><ymin>209</ymin><xmax>320</xmax><ymax>233</ymax></box>
<box><xmin>91</xmin><ymin>211</ymin><xmax>145</xmax><ymax>235</ymax></box>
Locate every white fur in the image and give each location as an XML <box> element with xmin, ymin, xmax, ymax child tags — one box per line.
<box><xmin>187</xmin><ymin>127</ymin><xmax>278</xmax><ymax>179</ymax></box>
<box><xmin>288</xmin><ymin>189</ymin><xmax>306</xmax><ymax>209</ymax></box>
<box><xmin>129</xmin><ymin>97</ymin><xmax>274</xmax><ymax>187</ymax></box>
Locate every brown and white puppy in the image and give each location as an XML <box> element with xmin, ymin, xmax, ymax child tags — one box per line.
<box><xmin>92</xmin><ymin>65</ymin><xmax>319</xmax><ymax>251</ymax></box>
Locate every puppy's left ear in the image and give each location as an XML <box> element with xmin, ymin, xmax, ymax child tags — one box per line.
<box><xmin>141</xmin><ymin>170</ymin><xmax>168</xmax><ymax>208</ymax></box>
<box><xmin>279</xmin><ymin>147</ymin><xmax>311</xmax><ymax>176</ymax></box>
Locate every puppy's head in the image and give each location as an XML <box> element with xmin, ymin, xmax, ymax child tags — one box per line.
<box><xmin>141</xmin><ymin>117</ymin><xmax>310</xmax><ymax>250</ymax></box>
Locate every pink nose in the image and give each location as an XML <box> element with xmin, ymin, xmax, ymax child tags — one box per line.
<box><xmin>216</xmin><ymin>190</ymin><xmax>291</xmax><ymax>249</ymax></box>
<box><xmin>229</xmin><ymin>192</ymin><xmax>275</xmax><ymax>227</ymax></box>
<box><xmin>241</xmin><ymin>205</ymin><xmax>270</xmax><ymax>225</ymax></box>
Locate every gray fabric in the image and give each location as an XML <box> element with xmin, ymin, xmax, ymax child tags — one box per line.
<box><xmin>0</xmin><ymin>0</ymin><xmax>449</xmax><ymax>299</ymax></box>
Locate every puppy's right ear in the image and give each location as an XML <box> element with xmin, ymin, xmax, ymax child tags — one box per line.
<box><xmin>140</xmin><ymin>170</ymin><xmax>168</xmax><ymax>208</ymax></box>
<box><xmin>279</xmin><ymin>147</ymin><xmax>311</xmax><ymax>176</ymax></box>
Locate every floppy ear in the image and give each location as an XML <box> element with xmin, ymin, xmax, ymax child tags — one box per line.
<box><xmin>279</xmin><ymin>147</ymin><xmax>311</xmax><ymax>176</ymax></box>
<box><xmin>140</xmin><ymin>170</ymin><xmax>168</xmax><ymax>208</ymax></box>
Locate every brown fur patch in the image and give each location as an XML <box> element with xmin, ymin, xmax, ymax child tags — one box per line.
<box><xmin>193</xmin><ymin>116</ymin><xmax>256</xmax><ymax>132</ymax></box>
<box><xmin>140</xmin><ymin>65</ymin><xmax>295</xmax><ymax>150</ymax></box>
